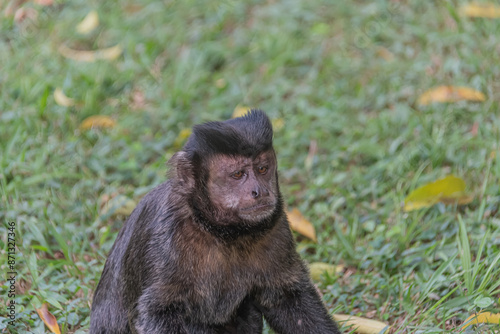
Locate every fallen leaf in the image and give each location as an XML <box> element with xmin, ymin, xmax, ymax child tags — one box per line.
<box><xmin>305</xmin><ymin>140</ymin><xmax>317</xmax><ymax>171</ymax></box>
<box><xmin>4</xmin><ymin>0</ymin><xmax>26</xmax><ymax>17</ymax></box>
<box><xmin>123</xmin><ymin>4</ymin><xmax>143</xmax><ymax>13</ymax></box>
<box><xmin>35</xmin><ymin>303</ymin><xmax>61</xmax><ymax>334</ymax></box>
<box><xmin>34</xmin><ymin>0</ymin><xmax>53</xmax><ymax>5</ymax></box>
<box><xmin>308</xmin><ymin>262</ymin><xmax>344</xmax><ymax>281</ymax></box>
<box><xmin>59</xmin><ymin>44</ymin><xmax>122</xmax><ymax>62</ymax></box>
<box><xmin>130</xmin><ymin>89</ymin><xmax>146</xmax><ymax>110</ymax></box>
<box><xmin>460</xmin><ymin>3</ymin><xmax>500</xmax><ymax>18</ymax></box>
<box><xmin>53</xmin><ymin>88</ymin><xmax>75</xmax><ymax>107</ymax></box>
<box><xmin>15</xmin><ymin>278</ymin><xmax>31</xmax><ymax>295</ymax></box>
<box><xmin>462</xmin><ymin>312</ymin><xmax>500</xmax><ymax>329</ymax></box>
<box><xmin>287</xmin><ymin>208</ymin><xmax>317</xmax><ymax>242</ymax></box>
<box><xmin>215</xmin><ymin>78</ymin><xmax>227</xmax><ymax>89</ymax></box>
<box><xmin>101</xmin><ymin>195</ymin><xmax>137</xmax><ymax>217</ymax></box>
<box><xmin>14</xmin><ymin>7</ymin><xmax>37</xmax><ymax>24</ymax></box>
<box><xmin>232</xmin><ymin>105</ymin><xmax>251</xmax><ymax>118</ymax></box>
<box><xmin>271</xmin><ymin>118</ymin><xmax>285</xmax><ymax>131</ymax></box>
<box><xmin>404</xmin><ymin>175</ymin><xmax>473</xmax><ymax>211</ymax></box>
<box><xmin>80</xmin><ymin>115</ymin><xmax>116</xmax><ymax>130</ymax></box>
<box><xmin>333</xmin><ymin>314</ymin><xmax>389</xmax><ymax>334</ymax></box>
<box><xmin>376</xmin><ymin>47</ymin><xmax>394</xmax><ymax>62</ymax></box>
<box><xmin>418</xmin><ymin>86</ymin><xmax>485</xmax><ymax>105</ymax></box>
<box><xmin>470</xmin><ymin>121</ymin><xmax>479</xmax><ymax>137</ymax></box>
<box><xmin>76</xmin><ymin>10</ymin><xmax>99</xmax><ymax>34</ymax></box>
<box><xmin>174</xmin><ymin>128</ymin><xmax>192</xmax><ymax>148</ymax></box>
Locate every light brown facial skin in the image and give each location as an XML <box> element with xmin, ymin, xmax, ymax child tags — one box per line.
<box><xmin>207</xmin><ymin>151</ymin><xmax>278</xmax><ymax>223</ymax></box>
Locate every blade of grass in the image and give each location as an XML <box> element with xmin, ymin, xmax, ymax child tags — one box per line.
<box><xmin>457</xmin><ymin>215</ymin><xmax>472</xmax><ymax>291</ymax></box>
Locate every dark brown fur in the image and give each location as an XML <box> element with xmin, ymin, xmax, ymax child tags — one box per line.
<box><xmin>90</xmin><ymin>110</ymin><xmax>340</xmax><ymax>334</ymax></box>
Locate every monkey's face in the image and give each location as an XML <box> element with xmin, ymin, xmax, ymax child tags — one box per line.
<box><xmin>207</xmin><ymin>151</ymin><xmax>278</xmax><ymax>224</ymax></box>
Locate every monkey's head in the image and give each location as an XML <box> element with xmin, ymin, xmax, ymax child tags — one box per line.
<box><xmin>170</xmin><ymin>110</ymin><xmax>282</xmax><ymax>240</ymax></box>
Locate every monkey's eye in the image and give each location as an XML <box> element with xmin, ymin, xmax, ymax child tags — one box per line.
<box><xmin>257</xmin><ymin>166</ymin><xmax>268</xmax><ymax>174</ymax></box>
<box><xmin>232</xmin><ymin>170</ymin><xmax>244</xmax><ymax>179</ymax></box>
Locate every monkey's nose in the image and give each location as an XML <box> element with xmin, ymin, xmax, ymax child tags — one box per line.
<box><xmin>251</xmin><ymin>189</ymin><xmax>260</xmax><ymax>199</ymax></box>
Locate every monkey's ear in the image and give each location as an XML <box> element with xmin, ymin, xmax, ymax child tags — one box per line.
<box><xmin>168</xmin><ymin>151</ymin><xmax>195</xmax><ymax>189</ymax></box>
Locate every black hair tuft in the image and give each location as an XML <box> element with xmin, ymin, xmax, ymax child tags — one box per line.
<box><xmin>183</xmin><ymin>109</ymin><xmax>273</xmax><ymax>160</ymax></box>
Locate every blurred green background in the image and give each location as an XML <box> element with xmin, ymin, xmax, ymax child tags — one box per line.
<box><xmin>1</xmin><ymin>0</ymin><xmax>500</xmax><ymax>333</ymax></box>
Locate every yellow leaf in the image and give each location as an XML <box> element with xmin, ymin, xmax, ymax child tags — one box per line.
<box><xmin>76</xmin><ymin>10</ymin><xmax>99</xmax><ymax>34</ymax></box>
<box><xmin>462</xmin><ymin>312</ymin><xmax>500</xmax><ymax>329</ymax></box>
<box><xmin>460</xmin><ymin>3</ymin><xmax>500</xmax><ymax>18</ymax></box>
<box><xmin>59</xmin><ymin>44</ymin><xmax>122</xmax><ymax>62</ymax></box>
<box><xmin>101</xmin><ymin>195</ymin><xmax>137</xmax><ymax>217</ymax></box>
<box><xmin>96</xmin><ymin>44</ymin><xmax>122</xmax><ymax>60</ymax></box>
<box><xmin>287</xmin><ymin>208</ymin><xmax>317</xmax><ymax>242</ymax></box>
<box><xmin>35</xmin><ymin>303</ymin><xmax>61</xmax><ymax>334</ymax></box>
<box><xmin>174</xmin><ymin>128</ymin><xmax>192</xmax><ymax>148</ymax></box>
<box><xmin>215</xmin><ymin>78</ymin><xmax>227</xmax><ymax>89</ymax></box>
<box><xmin>418</xmin><ymin>86</ymin><xmax>485</xmax><ymax>105</ymax></box>
<box><xmin>53</xmin><ymin>88</ymin><xmax>75</xmax><ymax>107</ymax></box>
<box><xmin>308</xmin><ymin>262</ymin><xmax>344</xmax><ymax>281</ymax></box>
<box><xmin>376</xmin><ymin>46</ymin><xmax>394</xmax><ymax>62</ymax></box>
<box><xmin>333</xmin><ymin>314</ymin><xmax>389</xmax><ymax>334</ymax></box>
<box><xmin>80</xmin><ymin>115</ymin><xmax>116</xmax><ymax>130</ymax></box>
<box><xmin>232</xmin><ymin>106</ymin><xmax>251</xmax><ymax>119</ymax></box>
<box><xmin>404</xmin><ymin>175</ymin><xmax>473</xmax><ymax>211</ymax></box>
<box><xmin>271</xmin><ymin>118</ymin><xmax>285</xmax><ymax>131</ymax></box>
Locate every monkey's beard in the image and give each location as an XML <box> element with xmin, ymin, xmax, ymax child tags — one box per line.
<box><xmin>190</xmin><ymin>191</ymin><xmax>284</xmax><ymax>242</ymax></box>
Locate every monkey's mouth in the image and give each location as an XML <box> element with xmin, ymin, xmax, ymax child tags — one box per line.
<box><xmin>240</xmin><ymin>203</ymin><xmax>275</xmax><ymax>213</ymax></box>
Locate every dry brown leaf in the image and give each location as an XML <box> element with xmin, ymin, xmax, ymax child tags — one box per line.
<box><xmin>462</xmin><ymin>312</ymin><xmax>500</xmax><ymax>329</ymax></box>
<box><xmin>14</xmin><ymin>7</ymin><xmax>37</xmax><ymax>24</ymax></box>
<box><xmin>34</xmin><ymin>0</ymin><xmax>53</xmax><ymax>5</ymax></box>
<box><xmin>376</xmin><ymin>47</ymin><xmax>394</xmax><ymax>61</ymax></box>
<box><xmin>287</xmin><ymin>208</ymin><xmax>317</xmax><ymax>242</ymax></box>
<box><xmin>215</xmin><ymin>78</ymin><xmax>227</xmax><ymax>89</ymax></box>
<box><xmin>305</xmin><ymin>140</ymin><xmax>317</xmax><ymax>171</ymax></box>
<box><xmin>460</xmin><ymin>3</ymin><xmax>500</xmax><ymax>18</ymax></box>
<box><xmin>123</xmin><ymin>4</ymin><xmax>143</xmax><ymax>13</ymax></box>
<box><xmin>80</xmin><ymin>115</ymin><xmax>116</xmax><ymax>130</ymax></box>
<box><xmin>53</xmin><ymin>88</ymin><xmax>75</xmax><ymax>107</ymax></box>
<box><xmin>308</xmin><ymin>262</ymin><xmax>344</xmax><ymax>281</ymax></box>
<box><xmin>59</xmin><ymin>44</ymin><xmax>122</xmax><ymax>62</ymax></box>
<box><xmin>418</xmin><ymin>86</ymin><xmax>485</xmax><ymax>105</ymax></box>
<box><xmin>4</xmin><ymin>0</ymin><xmax>27</xmax><ymax>17</ymax></box>
<box><xmin>333</xmin><ymin>314</ymin><xmax>389</xmax><ymax>334</ymax></box>
<box><xmin>470</xmin><ymin>121</ymin><xmax>479</xmax><ymax>137</ymax></box>
<box><xmin>76</xmin><ymin>10</ymin><xmax>99</xmax><ymax>34</ymax></box>
<box><xmin>130</xmin><ymin>89</ymin><xmax>146</xmax><ymax>110</ymax></box>
<box><xmin>35</xmin><ymin>303</ymin><xmax>61</xmax><ymax>334</ymax></box>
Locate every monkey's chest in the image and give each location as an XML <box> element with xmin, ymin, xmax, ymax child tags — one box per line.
<box><xmin>183</xmin><ymin>268</ymin><xmax>254</xmax><ymax>324</ymax></box>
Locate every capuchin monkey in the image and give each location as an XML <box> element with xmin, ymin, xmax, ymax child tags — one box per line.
<box><xmin>90</xmin><ymin>110</ymin><xmax>341</xmax><ymax>334</ymax></box>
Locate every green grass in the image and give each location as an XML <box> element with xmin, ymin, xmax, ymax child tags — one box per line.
<box><xmin>1</xmin><ymin>0</ymin><xmax>500</xmax><ymax>333</ymax></box>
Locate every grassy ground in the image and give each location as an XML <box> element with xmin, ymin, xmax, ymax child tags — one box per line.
<box><xmin>1</xmin><ymin>0</ymin><xmax>500</xmax><ymax>333</ymax></box>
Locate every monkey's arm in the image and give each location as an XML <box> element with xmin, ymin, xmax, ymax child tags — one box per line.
<box><xmin>257</xmin><ymin>278</ymin><xmax>341</xmax><ymax>334</ymax></box>
<box><xmin>130</xmin><ymin>286</ymin><xmax>189</xmax><ymax>334</ymax></box>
